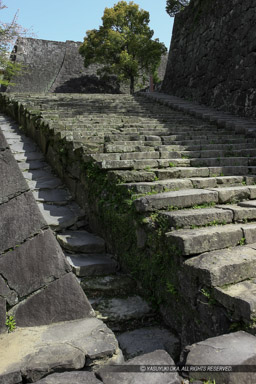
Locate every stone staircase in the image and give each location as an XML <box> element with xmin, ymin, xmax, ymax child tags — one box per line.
<box><xmin>2</xmin><ymin>91</ymin><xmax>256</xmax><ymax>382</ymax></box>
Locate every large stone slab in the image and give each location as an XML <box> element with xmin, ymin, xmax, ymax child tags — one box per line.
<box><xmin>32</xmin><ymin>189</ymin><xmax>71</xmax><ymax>205</ymax></box>
<box><xmin>0</xmin><ymin>275</ymin><xmax>17</xmax><ymax>306</ymax></box>
<box><xmin>211</xmin><ymin>186</ymin><xmax>250</xmax><ymax>203</ymax></box>
<box><xmin>134</xmin><ymin>189</ymin><xmax>218</xmax><ymax>212</ymax></box>
<box><xmin>184</xmin><ymin>246</ymin><xmax>256</xmax><ymax>287</ymax></box>
<box><xmin>0</xmin><ymin>317</ymin><xmax>121</xmax><ymax>382</ymax></box>
<box><xmin>80</xmin><ymin>274</ymin><xmax>136</xmax><ymax>297</ymax></box>
<box><xmin>217</xmin><ymin>204</ymin><xmax>256</xmax><ymax>221</ymax></box>
<box><xmin>9</xmin><ymin>273</ymin><xmax>94</xmax><ymax>327</ymax></box>
<box><xmin>37</xmin><ymin>203</ymin><xmax>80</xmax><ymax>230</ymax></box>
<box><xmin>0</xmin><ymin>229</ymin><xmax>71</xmax><ymax>298</ymax></box>
<box><xmin>98</xmin><ymin>350</ymin><xmax>181</xmax><ymax>384</ymax></box>
<box><xmin>166</xmin><ymin>224</ymin><xmax>243</xmax><ymax>256</ymax></box>
<box><xmin>0</xmin><ymin>150</ymin><xmax>28</xmax><ymax>204</ymax></box>
<box><xmin>57</xmin><ymin>230</ymin><xmax>105</xmax><ymax>253</ymax></box>
<box><xmin>34</xmin><ymin>372</ymin><xmax>102</xmax><ymax>384</ymax></box>
<box><xmin>117</xmin><ymin>327</ymin><xmax>180</xmax><ymax>360</ymax></box>
<box><xmin>184</xmin><ymin>331</ymin><xmax>256</xmax><ymax>383</ymax></box>
<box><xmin>0</xmin><ymin>191</ymin><xmax>47</xmax><ymax>253</ymax></box>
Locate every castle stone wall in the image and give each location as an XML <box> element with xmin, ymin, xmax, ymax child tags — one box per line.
<box><xmin>162</xmin><ymin>0</ymin><xmax>256</xmax><ymax>118</ymax></box>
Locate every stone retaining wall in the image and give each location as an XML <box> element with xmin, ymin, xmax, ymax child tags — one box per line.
<box><xmin>162</xmin><ymin>0</ymin><xmax>256</xmax><ymax>118</ymax></box>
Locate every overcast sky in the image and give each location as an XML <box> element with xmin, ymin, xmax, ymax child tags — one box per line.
<box><xmin>1</xmin><ymin>0</ymin><xmax>174</xmax><ymax>50</ymax></box>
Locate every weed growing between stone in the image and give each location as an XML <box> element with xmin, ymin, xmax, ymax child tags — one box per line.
<box><xmin>5</xmin><ymin>314</ymin><xmax>16</xmax><ymax>332</ymax></box>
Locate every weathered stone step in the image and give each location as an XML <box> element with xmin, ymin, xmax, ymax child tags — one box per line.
<box><xmin>57</xmin><ymin>230</ymin><xmax>105</xmax><ymax>253</ymax></box>
<box><xmin>155</xmin><ymin>166</ymin><xmax>249</xmax><ymax>179</ymax></box>
<box><xmin>89</xmin><ymin>151</ymin><xmax>160</xmax><ymax>162</ymax></box>
<box><xmin>117</xmin><ymin>326</ymin><xmax>180</xmax><ymax>360</ymax></box>
<box><xmin>217</xmin><ymin>203</ymin><xmax>256</xmax><ymax>221</ymax></box>
<box><xmin>105</xmin><ymin>143</ymin><xmax>155</xmax><ymax>153</ymax></box>
<box><xmin>91</xmin><ymin>295</ymin><xmax>155</xmax><ymax>331</ymax></box>
<box><xmin>211</xmin><ymin>185</ymin><xmax>256</xmax><ymax>203</ymax></box>
<box><xmin>38</xmin><ymin>203</ymin><xmax>84</xmax><ymax>231</ymax></box>
<box><xmin>184</xmin><ymin>245</ymin><xmax>256</xmax><ymax>287</ymax></box>
<box><xmin>133</xmin><ymin>189</ymin><xmax>218</xmax><ymax>212</ymax></box>
<box><xmin>80</xmin><ymin>274</ymin><xmax>137</xmax><ymax>297</ymax></box>
<box><xmin>159</xmin><ymin>207</ymin><xmax>233</xmax><ymax>229</ymax></box>
<box><xmin>191</xmin><ymin>157</ymin><xmax>250</xmax><ymax>167</ymax></box>
<box><xmin>67</xmin><ymin>253</ymin><xmax>118</xmax><ymax>277</ymax></box>
<box><xmin>214</xmin><ymin>279</ymin><xmax>256</xmax><ymax>322</ymax></box>
<box><xmin>171</xmin><ymin>138</ymin><xmax>254</xmax><ymax>146</ymax></box>
<box><xmin>166</xmin><ymin>222</ymin><xmax>256</xmax><ymax>256</ymax></box>
<box><xmin>97</xmin><ymin>158</ymin><xmax>189</xmax><ymax>170</ymax></box>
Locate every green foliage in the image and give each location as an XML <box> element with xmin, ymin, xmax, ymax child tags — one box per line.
<box><xmin>6</xmin><ymin>313</ymin><xmax>16</xmax><ymax>332</ymax></box>
<box><xmin>79</xmin><ymin>1</ymin><xmax>167</xmax><ymax>94</ymax></box>
<box><xmin>238</xmin><ymin>237</ymin><xmax>246</xmax><ymax>246</ymax></box>
<box><xmin>166</xmin><ymin>0</ymin><xmax>190</xmax><ymax>17</ymax></box>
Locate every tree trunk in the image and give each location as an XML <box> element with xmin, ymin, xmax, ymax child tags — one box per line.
<box><xmin>130</xmin><ymin>75</ymin><xmax>134</xmax><ymax>94</ymax></box>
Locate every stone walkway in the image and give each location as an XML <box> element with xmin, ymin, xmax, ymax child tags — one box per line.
<box><xmin>2</xmin><ymin>91</ymin><xmax>256</xmax><ymax>383</ymax></box>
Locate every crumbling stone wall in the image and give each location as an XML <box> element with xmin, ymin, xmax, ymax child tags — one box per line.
<box><xmin>162</xmin><ymin>0</ymin><xmax>256</xmax><ymax>118</ymax></box>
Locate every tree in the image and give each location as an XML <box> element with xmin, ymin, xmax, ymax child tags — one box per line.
<box><xmin>79</xmin><ymin>1</ymin><xmax>167</xmax><ymax>94</ymax></box>
<box><xmin>0</xmin><ymin>0</ymin><xmax>27</xmax><ymax>87</ymax></box>
<box><xmin>166</xmin><ymin>0</ymin><xmax>190</xmax><ymax>17</ymax></box>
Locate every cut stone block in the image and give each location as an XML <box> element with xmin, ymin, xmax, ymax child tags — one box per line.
<box><xmin>57</xmin><ymin>230</ymin><xmax>105</xmax><ymax>253</ymax></box>
<box><xmin>166</xmin><ymin>224</ymin><xmax>243</xmax><ymax>256</ymax></box>
<box><xmin>9</xmin><ymin>273</ymin><xmax>94</xmax><ymax>327</ymax></box>
<box><xmin>0</xmin><ymin>229</ymin><xmax>71</xmax><ymax>298</ymax></box>
<box><xmin>184</xmin><ymin>246</ymin><xmax>256</xmax><ymax>287</ymax></box>
<box><xmin>67</xmin><ymin>254</ymin><xmax>118</xmax><ymax>277</ymax></box>
<box><xmin>117</xmin><ymin>327</ymin><xmax>180</xmax><ymax>360</ymax></box>
<box><xmin>37</xmin><ymin>203</ymin><xmax>80</xmax><ymax>230</ymax></box>
<box><xmin>14</xmin><ymin>151</ymin><xmax>44</xmax><ymax>162</ymax></box>
<box><xmin>18</xmin><ymin>160</ymin><xmax>48</xmax><ymax>172</ymax></box>
<box><xmin>98</xmin><ymin>350</ymin><xmax>181</xmax><ymax>384</ymax></box>
<box><xmin>0</xmin><ymin>149</ymin><xmax>28</xmax><ymax>204</ymax></box>
<box><xmin>155</xmin><ymin>167</ymin><xmax>210</xmax><ymax>180</ymax></box>
<box><xmin>241</xmin><ymin>223</ymin><xmax>256</xmax><ymax>244</ymax></box>
<box><xmin>34</xmin><ymin>372</ymin><xmax>102</xmax><ymax>384</ymax></box>
<box><xmin>0</xmin><ymin>191</ymin><xmax>46</xmax><ymax>254</ymax></box>
<box><xmin>239</xmin><ymin>200</ymin><xmax>256</xmax><ymax>208</ymax></box>
<box><xmin>108</xmin><ymin>170</ymin><xmax>156</xmax><ymax>183</ymax></box>
<box><xmin>159</xmin><ymin>208</ymin><xmax>233</xmax><ymax>229</ymax></box>
<box><xmin>217</xmin><ymin>204</ymin><xmax>256</xmax><ymax>221</ymax></box>
<box><xmin>9</xmin><ymin>141</ymin><xmax>38</xmax><ymax>153</ymax></box>
<box><xmin>211</xmin><ymin>186</ymin><xmax>250</xmax><ymax>203</ymax></box>
<box><xmin>190</xmin><ymin>177</ymin><xmax>217</xmax><ymax>188</ymax></box>
<box><xmin>184</xmin><ymin>331</ymin><xmax>256</xmax><ymax>383</ymax></box>
<box><xmin>94</xmin><ymin>295</ymin><xmax>153</xmax><ymax>329</ymax></box>
<box><xmin>214</xmin><ymin>280</ymin><xmax>256</xmax><ymax>321</ymax></box>
<box><xmin>80</xmin><ymin>274</ymin><xmax>136</xmax><ymax>297</ymax></box>
<box><xmin>119</xmin><ymin>178</ymin><xmax>192</xmax><ymax>194</ymax></box>
<box><xmin>0</xmin><ymin>318</ymin><xmax>120</xmax><ymax>381</ymax></box>
<box><xmin>134</xmin><ymin>189</ymin><xmax>218</xmax><ymax>212</ymax></box>
<box><xmin>216</xmin><ymin>175</ymin><xmax>244</xmax><ymax>186</ymax></box>
<box><xmin>27</xmin><ymin>176</ymin><xmax>62</xmax><ymax>190</ymax></box>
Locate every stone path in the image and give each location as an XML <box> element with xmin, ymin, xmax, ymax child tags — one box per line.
<box><xmin>2</xmin><ymin>91</ymin><xmax>256</xmax><ymax>382</ymax></box>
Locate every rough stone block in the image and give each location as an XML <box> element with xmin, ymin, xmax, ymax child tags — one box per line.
<box><xmin>184</xmin><ymin>331</ymin><xmax>256</xmax><ymax>383</ymax></box>
<box><xmin>98</xmin><ymin>350</ymin><xmax>182</xmax><ymax>384</ymax></box>
<box><xmin>37</xmin><ymin>203</ymin><xmax>80</xmax><ymax>230</ymax></box>
<box><xmin>0</xmin><ymin>275</ymin><xmax>17</xmax><ymax>306</ymax></box>
<box><xmin>0</xmin><ymin>317</ymin><xmax>120</xmax><ymax>381</ymax></box>
<box><xmin>242</xmin><ymin>223</ymin><xmax>256</xmax><ymax>244</ymax></box>
<box><xmin>218</xmin><ymin>204</ymin><xmax>256</xmax><ymax>221</ymax></box>
<box><xmin>34</xmin><ymin>372</ymin><xmax>102</xmax><ymax>384</ymax></box>
<box><xmin>0</xmin><ymin>229</ymin><xmax>71</xmax><ymax>298</ymax></box>
<box><xmin>117</xmin><ymin>327</ymin><xmax>180</xmax><ymax>360</ymax></box>
<box><xmin>0</xmin><ymin>191</ymin><xmax>47</xmax><ymax>254</ymax></box>
<box><xmin>214</xmin><ymin>280</ymin><xmax>256</xmax><ymax>321</ymax></box>
<box><xmin>9</xmin><ymin>273</ymin><xmax>94</xmax><ymax>327</ymax></box>
<box><xmin>211</xmin><ymin>186</ymin><xmax>250</xmax><ymax>203</ymax></box>
<box><xmin>0</xmin><ymin>371</ymin><xmax>22</xmax><ymax>384</ymax></box>
<box><xmin>0</xmin><ymin>149</ymin><xmax>28</xmax><ymax>204</ymax></box>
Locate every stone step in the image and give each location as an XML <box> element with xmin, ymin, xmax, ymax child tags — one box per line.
<box><xmin>155</xmin><ymin>166</ymin><xmax>249</xmax><ymax>179</ymax></box>
<box><xmin>184</xmin><ymin>245</ymin><xmax>256</xmax><ymax>288</ymax></box>
<box><xmin>67</xmin><ymin>254</ymin><xmax>118</xmax><ymax>277</ymax></box>
<box><xmin>38</xmin><ymin>203</ymin><xmax>84</xmax><ymax>231</ymax></box>
<box><xmin>80</xmin><ymin>274</ymin><xmax>137</xmax><ymax>297</ymax></box>
<box><xmin>213</xmin><ymin>279</ymin><xmax>256</xmax><ymax>322</ymax></box>
<box><xmin>191</xmin><ymin>157</ymin><xmax>249</xmax><ymax>167</ymax></box>
<box><xmin>91</xmin><ymin>295</ymin><xmax>156</xmax><ymax>331</ymax></box>
<box><xmin>117</xmin><ymin>326</ymin><xmax>180</xmax><ymax>360</ymax></box>
<box><xmin>57</xmin><ymin>230</ymin><xmax>105</xmax><ymax>253</ymax></box>
<box><xmin>212</xmin><ymin>185</ymin><xmax>256</xmax><ymax>203</ymax></box>
<box><xmin>118</xmin><ymin>178</ymin><xmax>193</xmax><ymax>194</ymax></box>
<box><xmin>159</xmin><ymin>207</ymin><xmax>233</xmax><ymax>229</ymax></box>
<box><xmin>32</xmin><ymin>188</ymin><xmax>72</xmax><ymax>205</ymax></box>
<box><xmin>166</xmin><ymin>222</ymin><xmax>256</xmax><ymax>256</ymax></box>
<box><xmin>105</xmin><ymin>143</ymin><xmax>155</xmax><ymax>153</ymax></box>
<box><xmin>133</xmin><ymin>189</ymin><xmax>218</xmax><ymax>212</ymax></box>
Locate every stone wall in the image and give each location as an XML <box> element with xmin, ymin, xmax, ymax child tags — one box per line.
<box><xmin>5</xmin><ymin>37</ymin><xmax>120</xmax><ymax>94</ymax></box>
<box><xmin>162</xmin><ymin>0</ymin><xmax>256</xmax><ymax>118</ymax></box>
